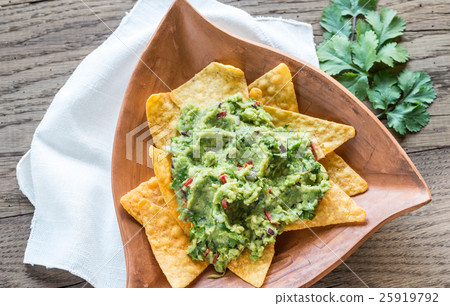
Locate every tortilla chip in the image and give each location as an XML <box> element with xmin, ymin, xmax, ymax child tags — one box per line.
<box><xmin>170</xmin><ymin>62</ymin><xmax>249</xmax><ymax>109</ymax></box>
<box><xmin>249</xmin><ymin>63</ymin><xmax>299</xmax><ymax>112</ymax></box>
<box><xmin>256</xmin><ymin>77</ymin><xmax>365</xmax><ymax>197</ymax></box>
<box><xmin>264</xmin><ymin>106</ymin><xmax>355</xmax><ymax>156</ymax></box>
<box><xmin>146</xmin><ymin>93</ymin><xmax>181</xmax><ymax>149</ymax></box>
<box><xmin>228</xmin><ymin>243</ymin><xmax>275</xmax><ymax>288</ymax></box>
<box><xmin>284</xmin><ymin>182</ymin><xmax>366</xmax><ymax>231</ymax></box>
<box><xmin>310</xmin><ymin>138</ymin><xmax>325</xmax><ymax>160</ymax></box>
<box><xmin>150</xmin><ymin>146</ymin><xmax>192</xmax><ymax>235</ymax></box>
<box><xmin>320</xmin><ymin>152</ymin><xmax>368</xmax><ymax>196</ymax></box>
<box><xmin>120</xmin><ymin>177</ymin><xmax>166</xmax><ymax>224</ymax></box>
<box><xmin>139</xmin><ymin>200</ymin><xmax>208</xmax><ymax>288</ymax></box>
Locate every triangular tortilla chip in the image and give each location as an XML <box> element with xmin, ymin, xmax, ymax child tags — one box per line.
<box><xmin>264</xmin><ymin>106</ymin><xmax>355</xmax><ymax>156</ymax></box>
<box><xmin>170</xmin><ymin>62</ymin><xmax>249</xmax><ymax>109</ymax></box>
<box><xmin>249</xmin><ymin>63</ymin><xmax>299</xmax><ymax>112</ymax></box>
<box><xmin>150</xmin><ymin>146</ymin><xmax>192</xmax><ymax>235</ymax></box>
<box><xmin>146</xmin><ymin>93</ymin><xmax>181</xmax><ymax>149</ymax></box>
<box><xmin>139</xmin><ymin>200</ymin><xmax>208</xmax><ymax>288</ymax></box>
<box><xmin>256</xmin><ymin>74</ymin><xmax>366</xmax><ymax>197</ymax></box>
<box><xmin>228</xmin><ymin>242</ymin><xmax>275</xmax><ymax>288</ymax></box>
<box><xmin>120</xmin><ymin>177</ymin><xmax>166</xmax><ymax>224</ymax></box>
<box><xmin>284</xmin><ymin>182</ymin><xmax>366</xmax><ymax>231</ymax></box>
<box><xmin>320</xmin><ymin>152</ymin><xmax>368</xmax><ymax>196</ymax></box>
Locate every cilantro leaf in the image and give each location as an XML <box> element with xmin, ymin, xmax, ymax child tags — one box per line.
<box><xmin>365</xmin><ymin>7</ymin><xmax>406</xmax><ymax>46</ymax></box>
<box><xmin>355</xmin><ymin>19</ymin><xmax>371</xmax><ymax>39</ymax></box>
<box><xmin>318</xmin><ymin>36</ymin><xmax>357</xmax><ymax>75</ymax></box>
<box><xmin>376</xmin><ymin>42</ymin><xmax>409</xmax><ymax>67</ymax></box>
<box><xmin>332</xmin><ymin>0</ymin><xmax>378</xmax><ymax>17</ymax></box>
<box><xmin>318</xmin><ymin>1</ymin><xmax>437</xmax><ymax>135</ymax></box>
<box><xmin>397</xmin><ymin>69</ymin><xmax>436</xmax><ymax>106</ymax></box>
<box><xmin>336</xmin><ymin>72</ymin><xmax>369</xmax><ymax>100</ymax></box>
<box><xmin>387</xmin><ymin>103</ymin><xmax>430</xmax><ymax>135</ymax></box>
<box><xmin>367</xmin><ymin>70</ymin><xmax>401</xmax><ymax>110</ymax></box>
<box><xmin>321</xmin><ymin>5</ymin><xmax>352</xmax><ymax>39</ymax></box>
<box><xmin>351</xmin><ymin>30</ymin><xmax>378</xmax><ymax>72</ymax></box>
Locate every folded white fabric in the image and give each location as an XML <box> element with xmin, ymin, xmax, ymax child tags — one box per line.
<box><xmin>16</xmin><ymin>0</ymin><xmax>319</xmax><ymax>287</ymax></box>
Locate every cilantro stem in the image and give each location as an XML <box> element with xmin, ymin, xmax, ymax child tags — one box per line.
<box><xmin>350</xmin><ymin>15</ymin><xmax>356</xmax><ymax>41</ymax></box>
<box><xmin>376</xmin><ymin>105</ymin><xmax>396</xmax><ymax>119</ymax></box>
<box><xmin>376</xmin><ymin>111</ymin><xmax>386</xmax><ymax>119</ymax></box>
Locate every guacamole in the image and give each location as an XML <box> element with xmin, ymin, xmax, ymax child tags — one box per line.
<box><xmin>168</xmin><ymin>94</ymin><xmax>330</xmax><ymax>272</ymax></box>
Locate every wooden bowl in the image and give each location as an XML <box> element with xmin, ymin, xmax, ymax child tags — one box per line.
<box><xmin>111</xmin><ymin>0</ymin><xmax>431</xmax><ymax>287</ymax></box>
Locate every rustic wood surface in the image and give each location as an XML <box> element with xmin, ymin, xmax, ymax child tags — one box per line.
<box><xmin>0</xmin><ymin>0</ymin><xmax>448</xmax><ymax>288</ymax></box>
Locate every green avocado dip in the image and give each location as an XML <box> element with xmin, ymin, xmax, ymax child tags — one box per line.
<box><xmin>168</xmin><ymin>94</ymin><xmax>330</xmax><ymax>272</ymax></box>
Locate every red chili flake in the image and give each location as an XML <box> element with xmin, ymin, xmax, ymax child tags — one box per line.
<box><xmin>265</xmin><ymin>209</ymin><xmax>280</xmax><ymax>225</ymax></box>
<box><xmin>216</xmin><ymin>111</ymin><xmax>227</xmax><ymax>118</ymax></box>
<box><xmin>318</xmin><ymin>198</ymin><xmax>322</xmax><ymax>204</ymax></box>
<box><xmin>244</xmin><ymin>163</ymin><xmax>248</xmax><ymax>168</ymax></box>
<box><xmin>204</xmin><ymin>247</ymin><xmax>210</xmax><ymax>256</ymax></box>
<box><xmin>254</xmin><ymin>101</ymin><xmax>261</xmax><ymax>105</ymax></box>
<box><xmin>184</xmin><ymin>178</ymin><xmax>193</xmax><ymax>188</ymax></box>
<box><xmin>310</xmin><ymin>142</ymin><xmax>318</xmax><ymax>161</ymax></box>
<box><xmin>212</xmin><ymin>252</ymin><xmax>219</xmax><ymax>264</ymax></box>
<box><xmin>238</xmin><ymin>167</ymin><xmax>242</xmax><ymax>171</ymax></box>
<box><xmin>219</xmin><ymin>174</ymin><xmax>227</xmax><ymax>184</ymax></box>
<box><xmin>268</xmin><ymin>188</ymin><xmax>272</xmax><ymax>194</ymax></box>
<box><xmin>222</xmin><ymin>199</ymin><xmax>228</xmax><ymax>210</ymax></box>
<box><xmin>264</xmin><ymin>209</ymin><xmax>272</xmax><ymax>221</ymax></box>
<box><xmin>247</xmin><ymin>160</ymin><xmax>253</xmax><ymax>165</ymax></box>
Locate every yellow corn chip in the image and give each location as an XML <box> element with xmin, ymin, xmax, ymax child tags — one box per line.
<box><xmin>139</xmin><ymin>200</ymin><xmax>208</xmax><ymax>288</ymax></box>
<box><xmin>249</xmin><ymin>63</ymin><xmax>299</xmax><ymax>112</ymax></box>
<box><xmin>255</xmin><ymin>70</ymin><xmax>367</xmax><ymax>197</ymax></box>
<box><xmin>146</xmin><ymin>93</ymin><xmax>181</xmax><ymax>149</ymax></box>
<box><xmin>170</xmin><ymin>62</ymin><xmax>249</xmax><ymax>109</ymax></box>
<box><xmin>150</xmin><ymin>146</ymin><xmax>192</xmax><ymax>235</ymax></box>
<box><xmin>284</xmin><ymin>182</ymin><xmax>366</xmax><ymax>231</ymax></box>
<box><xmin>228</xmin><ymin>242</ymin><xmax>275</xmax><ymax>288</ymax></box>
<box><xmin>264</xmin><ymin>106</ymin><xmax>355</xmax><ymax>156</ymax></box>
<box><xmin>320</xmin><ymin>152</ymin><xmax>368</xmax><ymax>196</ymax></box>
<box><xmin>120</xmin><ymin>177</ymin><xmax>166</xmax><ymax>224</ymax></box>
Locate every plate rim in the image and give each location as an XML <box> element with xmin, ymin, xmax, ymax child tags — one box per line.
<box><xmin>111</xmin><ymin>0</ymin><xmax>432</xmax><ymax>288</ymax></box>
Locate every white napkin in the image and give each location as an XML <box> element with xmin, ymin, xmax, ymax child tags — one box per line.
<box><xmin>16</xmin><ymin>0</ymin><xmax>319</xmax><ymax>287</ymax></box>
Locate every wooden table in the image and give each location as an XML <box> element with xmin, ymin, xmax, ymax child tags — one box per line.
<box><xmin>0</xmin><ymin>0</ymin><xmax>448</xmax><ymax>288</ymax></box>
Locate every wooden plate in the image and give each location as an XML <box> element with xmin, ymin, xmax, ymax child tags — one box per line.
<box><xmin>111</xmin><ymin>0</ymin><xmax>431</xmax><ymax>288</ymax></box>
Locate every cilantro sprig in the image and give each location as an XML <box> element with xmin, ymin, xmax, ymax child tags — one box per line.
<box><xmin>318</xmin><ymin>0</ymin><xmax>436</xmax><ymax>135</ymax></box>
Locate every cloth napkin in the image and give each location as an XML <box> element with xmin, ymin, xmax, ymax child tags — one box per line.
<box><xmin>16</xmin><ymin>0</ymin><xmax>319</xmax><ymax>287</ymax></box>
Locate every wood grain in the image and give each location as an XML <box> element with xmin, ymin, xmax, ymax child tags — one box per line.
<box><xmin>0</xmin><ymin>214</ymin><xmax>86</xmax><ymax>287</ymax></box>
<box><xmin>0</xmin><ymin>0</ymin><xmax>448</xmax><ymax>288</ymax></box>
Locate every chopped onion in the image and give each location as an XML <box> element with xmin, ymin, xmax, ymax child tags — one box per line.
<box><xmin>246</xmin><ymin>170</ymin><xmax>257</xmax><ymax>181</ymax></box>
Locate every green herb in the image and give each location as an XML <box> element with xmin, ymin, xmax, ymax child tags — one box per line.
<box><xmin>318</xmin><ymin>0</ymin><xmax>436</xmax><ymax>135</ymax></box>
<box><xmin>208</xmin><ymin>272</ymin><xmax>226</xmax><ymax>279</ymax></box>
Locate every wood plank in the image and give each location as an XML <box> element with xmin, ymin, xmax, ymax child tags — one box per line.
<box><xmin>0</xmin><ymin>155</ymin><xmax>34</xmax><ymax>218</ymax></box>
<box><xmin>313</xmin><ymin>147</ymin><xmax>450</xmax><ymax>288</ymax></box>
<box><xmin>0</xmin><ymin>0</ymin><xmax>448</xmax><ymax>288</ymax></box>
<box><xmin>0</xmin><ymin>0</ymin><xmax>136</xmax><ymax>218</ymax></box>
<box><xmin>0</xmin><ymin>214</ymin><xmax>89</xmax><ymax>287</ymax></box>
<box><xmin>1</xmin><ymin>148</ymin><xmax>448</xmax><ymax>287</ymax></box>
